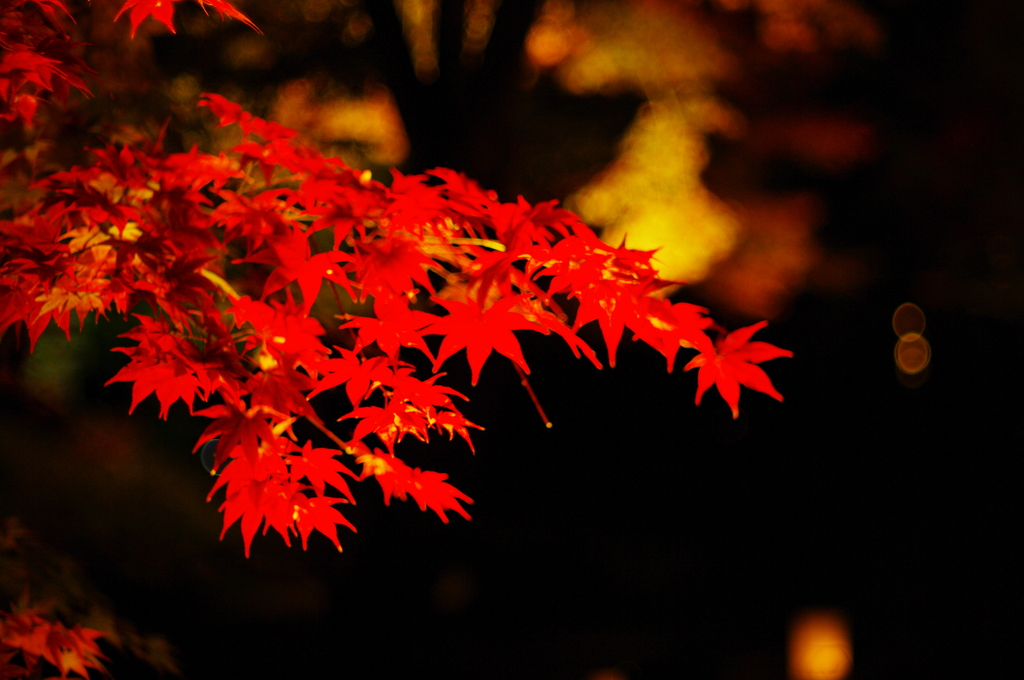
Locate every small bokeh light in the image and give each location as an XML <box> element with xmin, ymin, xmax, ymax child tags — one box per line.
<box><xmin>892</xmin><ymin>302</ymin><xmax>930</xmax><ymax>386</ymax></box>
<box><xmin>895</xmin><ymin>333</ymin><xmax>930</xmax><ymax>375</ymax></box>
<box><xmin>788</xmin><ymin>610</ymin><xmax>852</xmax><ymax>680</ymax></box>
<box><xmin>892</xmin><ymin>301</ymin><xmax>926</xmax><ymax>338</ymax></box>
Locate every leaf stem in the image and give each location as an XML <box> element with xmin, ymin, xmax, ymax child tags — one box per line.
<box><xmin>513</xmin><ymin>363</ymin><xmax>552</xmax><ymax>428</ymax></box>
<box><xmin>307</xmin><ymin>415</ymin><xmax>358</xmax><ymax>455</ymax></box>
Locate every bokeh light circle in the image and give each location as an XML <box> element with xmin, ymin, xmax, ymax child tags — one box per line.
<box><xmin>892</xmin><ymin>302</ymin><xmax>925</xmax><ymax>338</ymax></box>
<box><xmin>895</xmin><ymin>333</ymin><xmax>931</xmax><ymax>375</ymax></box>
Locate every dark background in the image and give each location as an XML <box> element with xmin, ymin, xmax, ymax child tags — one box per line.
<box><xmin>1</xmin><ymin>1</ymin><xmax>1021</xmax><ymax>679</ymax></box>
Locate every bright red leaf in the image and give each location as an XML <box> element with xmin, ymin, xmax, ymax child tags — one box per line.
<box><xmin>359</xmin><ymin>451</ymin><xmax>473</xmax><ymax>523</ymax></box>
<box><xmin>424</xmin><ymin>295</ymin><xmax>545</xmax><ymax>385</ymax></box>
<box><xmin>684</xmin><ymin>321</ymin><xmax>793</xmax><ymax>418</ymax></box>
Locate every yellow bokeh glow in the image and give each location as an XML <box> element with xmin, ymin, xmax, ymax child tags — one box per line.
<box><xmin>394</xmin><ymin>0</ymin><xmax>440</xmax><ymax>83</ymax></box>
<box><xmin>271</xmin><ymin>80</ymin><xmax>410</xmax><ymax>168</ymax></box>
<box><xmin>523</xmin><ymin>0</ymin><xmax>881</xmax><ymax>315</ymax></box>
<box><xmin>569</xmin><ymin>100</ymin><xmax>740</xmax><ymax>284</ymax></box>
<box><xmin>529</xmin><ymin>0</ymin><xmax>744</xmax><ymax>285</ymax></box>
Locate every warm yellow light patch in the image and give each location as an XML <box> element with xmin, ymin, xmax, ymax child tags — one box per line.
<box><xmin>569</xmin><ymin>102</ymin><xmax>739</xmax><ymax>283</ymax></box>
<box><xmin>788</xmin><ymin>610</ymin><xmax>852</xmax><ymax>680</ymax></box>
<box><xmin>393</xmin><ymin>0</ymin><xmax>440</xmax><ymax>83</ymax></box>
<box><xmin>271</xmin><ymin>417</ymin><xmax>298</xmax><ymax>437</ymax></box>
<box><xmin>108</xmin><ymin>222</ymin><xmax>143</xmax><ymax>242</ymax></box>
<box><xmin>541</xmin><ymin>1</ymin><xmax>736</xmax><ymax>96</ymax></box>
<box><xmin>35</xmin><ymin>286</ymin><xmax>106</xmax><ymax>318</ymax></box>
<box><xmin>256</xmin><ymin>350</ymin><xmax>279</xmax><ymax>371</ymax></box>
<box><xmin>356</xmin><ymin>453</ymin><xmax>391</xmax><ymax>477</ymax></box>
<box><xmin>271</xmin><ymin>79</ymin><xmax>410</xmax><ymax>168</ymax></box>
<box><xmin>524</xmin><ymin>0</ymin><xmax>578</xmax><ymax>69</ymax></box>
<box><xmin>63</xmin><ymin>226</ymin><xmax>110</xmax><ymax>254</ymax></box>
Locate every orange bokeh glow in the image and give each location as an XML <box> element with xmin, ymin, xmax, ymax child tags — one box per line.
<box><xmin>892</xmin><ymin>303</ymin><xmax>930</xmax><ymax>377</ymax></box>
<box><xmin>393</xmin><ymin>0</ymin><xmax>440</xmax><ymax>83</ymax></box>
<box><xmin>895</xmin><ymin>333</ymin><xmax>930</xmax><ymax>375</ymax></box>
<box><xmin>892</xmin><ymin>302</ymin><xmax>926</xmax><ymax>338</ymax></box>
<box><xmin>788</xmin><ymin>610</ymin><xmax>852</xmax><ymax>680</ymax></box>
<box><xmin>270</xmin><ymin>80</ymin><xmax>410</xmax><ymax>169</ymax></box>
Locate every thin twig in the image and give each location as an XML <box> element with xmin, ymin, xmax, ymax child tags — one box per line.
<box><xmin>513</xmin><ymin>363</ymin><xmax>552</xmax><ymax>428</ymax></box>
<box><xmin>308</xmin><ymin>415</ymin><xmax>357</xmax><ymax>455</ymax></box>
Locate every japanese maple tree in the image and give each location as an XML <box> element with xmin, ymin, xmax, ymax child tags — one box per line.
<box><xmin>1</xmin><ymin>0</ymin><xmax>792</xmax><ymax>571</ymax></box>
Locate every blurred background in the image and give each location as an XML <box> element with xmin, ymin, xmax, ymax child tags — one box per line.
<box><xmin>1</xmin><ymin>0</ymin><xmax>1021</xmax><ymax>678</ymax></box>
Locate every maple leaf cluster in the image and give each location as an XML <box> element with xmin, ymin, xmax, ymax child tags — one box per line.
<box><xmin>0</xmin><ymin>0</ymin><xmax>90</xmax><ymax>127</ymax></box>
<box><xmin>0</xmin><ymin>1</ymin><xmax>792</xmax><ymax>560</ymax></box>
<box><xmin>0</xmin><ymin>608</ymin><xmax>106</xmax><ymax>679</ymax></box>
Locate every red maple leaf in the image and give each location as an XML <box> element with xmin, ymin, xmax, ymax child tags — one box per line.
<box><xmin>114</xmin><ymin>0</ymin><xmax>180</xmax><ymax>36</ymax></box>
<box><xmin>540</xmin><ymin>227</ymin><xmax>665</xmax><ymax>367</ymax></box>
<box><xmin>339</xmin><ymin>365</ymin><xmax>480</xmax><ymax>452</ymax></box>
<box><xmin>212</xmin><ymin>190</ymin><xmax>294</xmax><ymax>247</ymax></box>
<box><xmin>106</xmin><ymin>317</ymin><xmax>206</xmax><ymax>418</ymax></box>
<box><xmin>193</xmin><ymin>402</ymin><xmax>280</xmax><ymax>472</ymax></box>
<box><xmin>196</xmin><ymin>0</ymin><xmax>260</xmax><ymax>34</ymax></box>
<box><xmin>243</xmin><ymin>228</ymin><xmax>355</xmax><ymax>312</ymax></box>
<box><xmin>630</xmin><ymin>296</ymin><xmax>712</xmax><ymax>372</ymax></box>
<box><xmin>342</xmin><ymin>403</ymin><xmax>428</xmax><ymax>453</ymax></box>
<box><xmin>684</xmin><ymin>321</ymin><xmax>793</xmax><ymax>418</ymax></box>
<box><xmin>115</xmin><ymin>0</ymin><xmax>258</xmax><ymax>38</ymax></box>
<box><xmin>0</xmin><ymin>609</ymin><xmax>107</xmax><ymax>679</ymax></box>
<box><xmin>341</xmin><ymin>295</ymin><xmax>435</xmax><ymax>360</ymax></box>
<box><xmin>292</xmin><ymin>494</ymin><xmax>356</xmax><ymax>552</ymax></box>
<box><xmin>359</xmin><ymin>451</ymin><xmax>473</xmax><ymax>522</ymax></box>
<box><xmin>228</xmin><ymin>295</ymin><xmax>329</xmax><ymax>370</ymax></box>
<box><xmin>350</xmin><ymin>236</ymin><xmax>438</xmax><ymax>300</ymax></box>
<box><xmin>287</xmin><ymin>440</ymin><xmax>357</xmax><ymax>501</ymax></box>
<box><xmin>305</xmin><ymin>350</ymin><xmax>391</xmax><ymax>405</ymax></box>
<box><xmin>208</xmin><ymin>448</ymin><xmax>355</xmax><ymax>556</ymax></box>
<box><xmin>424</xmin><ymin>295</ymin><xmax>545</xmax><ymax>385</ymax></box>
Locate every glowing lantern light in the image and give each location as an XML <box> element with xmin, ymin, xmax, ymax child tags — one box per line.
<box><xmin>788</xmin><ymin>610</ymin><xmax>852</xmax><ymax>680</ymax></box>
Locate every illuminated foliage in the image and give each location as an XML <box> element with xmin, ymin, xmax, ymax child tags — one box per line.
<box><xmin>0</xmin><ymin>606</ymin><xmax>107</xmax><ymax>679</ymax></box>
<box><xmin>0</xmin><ymin>0</ymin><xmax>792</xmax><ymax>569</ymax></box>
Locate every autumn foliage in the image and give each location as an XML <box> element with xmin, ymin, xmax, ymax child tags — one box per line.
<box><xmin>1</xmin><ymin>0</ymin><xmax>792</xmax><ymax>574</ymax></box>
<box><xmin>0</xmin><ymin>606</ymin><xmax>106</xmax><ymax>680</ymax></box>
